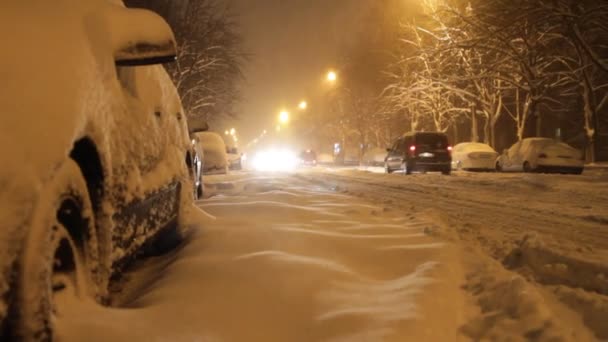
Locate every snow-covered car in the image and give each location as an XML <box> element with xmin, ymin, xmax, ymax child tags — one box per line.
<box><xmin>0</xmin><ymin>1</ymin><xmax>196</xmax><ymax>339</ymax></box>
<box><xmin>496</xmin><ymin>138</ymin><xmax>584</xmax><ymax>174</ymax></box>
<box><xmin>195</xmin><ymin>132</ymin><xmax>228</xmax><ymax>174</ymax></box>
<box><xmin>226</xmin><ymin>146</ymin><xmax>243</xmax><ymax>170</ymax></box>
<box><xmin>451</xmin><ymin>142</ymin><xmax>498</xmax><ymax>171</ymax></box>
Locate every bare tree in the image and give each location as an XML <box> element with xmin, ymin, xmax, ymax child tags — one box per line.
<box><xmin>536</xmin><ymin>0</ymin><xmax>608</xmax><ymax>161</ymax></box>
<box><xmin>125</xmin><ymin>0</ymin><xmax>247</xmax><ymax>125</ymax></box>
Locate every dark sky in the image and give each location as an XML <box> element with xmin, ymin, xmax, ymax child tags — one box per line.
<box><xmin>223</xmin><ymin>0</ymin><xmax>419</xmax><ymax>146</ymax></box>
<box><xmin>219</xmin><ymin>0</ymin><xmax>362</xmax><ymax>143</ymax></box>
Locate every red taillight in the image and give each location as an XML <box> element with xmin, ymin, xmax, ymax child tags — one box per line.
<box><xmin>447</xmin><ymin>146</ymin><xmax>452</xmax><ymax>153</ymax></box>
<box><xmin>409</xmin><ymin>145</ymin><xmax>416</xmax><ymax>152</ymax></box>
<box><xmin>538</xmin><ymin>153</ymin><xmax>547</xmax><ymax>158</ymax></box>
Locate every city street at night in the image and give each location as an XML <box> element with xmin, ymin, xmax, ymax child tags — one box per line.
<box><xmin>57</xmin><ymin>167</ymin><xmax>608</xmax><ymax>341</ymax></box>
<box><xmin>2</xmin><ymin>0</ymin><xmax>607</xmax><ymax>341</ymax></box>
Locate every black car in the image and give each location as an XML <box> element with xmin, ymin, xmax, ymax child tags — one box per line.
<box><xmin>385</xmin><ymin>132</ymin><xmax>452</xmax><ymax>175</ymax></box>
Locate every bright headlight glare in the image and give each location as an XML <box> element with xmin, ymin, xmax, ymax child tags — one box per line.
<box><xmin>252</xmin><ymin>148</ymin><xmax>298</xmax><ymax>172</ymax></box>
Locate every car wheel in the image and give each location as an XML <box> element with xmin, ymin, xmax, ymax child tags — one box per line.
<box><xmin>15</xmin><ymin>160</ymin><xmax>98</xmax><ymax>340</ymax></box>
<box><xmin>385</xmin><ymin>163</ymin><xmax>392</xmax><ymax>174</ymax></box>
<box><xmin>196</xmin><ymin>183</ymin><xmax>203</xmax><ymax>199</ymax></box>
<box><xmin>402</xmin><ymin>162</ymin><xmax>412</xmax><ymax>175</ymax></box>
<box><xmin>523</xmin><ymin>161</ymin><xmax>532</xmax><ymax>173</ymax></box>
<box><xmin>495</xmin><ymin>161</ymin><xmax>502</xmax><ymax>172</ymax></box>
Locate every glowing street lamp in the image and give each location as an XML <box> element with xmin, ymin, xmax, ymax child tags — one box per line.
<box><xmin>230</xmin><ymin>128</ymin><xmax>236</xmax><ymax>136</ymax></box>
<box><xmin>298</xmin><ymin>100</ymin><xmax>308</xmax><ymax>110</ymax></box>
<box><xmin>327</xmin><ymin>70</ymin><xmax>337</xmax><ymax>83</ymax></box>
<box><xmin>279</xmin><ymin>110</ymin><xmax>290</xmax><ymax>124</ymax></box>
<box><xmin>224</xmin><ymin>130</ymin><xmax>229</xmax><ymax>135</ymax></box>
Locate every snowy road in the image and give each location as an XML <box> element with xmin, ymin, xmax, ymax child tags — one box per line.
<box><xmin>56</xmin><ymin>168</ymin><xmax>608</xmax><ymax>341</ymax></box>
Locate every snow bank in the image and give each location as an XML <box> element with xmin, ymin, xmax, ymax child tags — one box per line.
<box><xmin>56</xmin><ymin>173</ymin><xmax>468</xmax><ymax>341</ymax></box>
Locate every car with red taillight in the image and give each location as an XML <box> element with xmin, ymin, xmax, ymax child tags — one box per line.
<box><xmin>384</xmin><ymin>132</ymin><xmax>452</xmax><ymax>175</ymax></box>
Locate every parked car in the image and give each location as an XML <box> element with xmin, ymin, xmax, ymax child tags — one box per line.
<box><xmin>385</xmin><ymin>132</ymin><xmax>452</xmax><ymax>175</ymax></box>
<box><xmin>299</xmin><ymin>149</ymin><xmax>317</xmax><ymax>166</ymax></box>
<box><xmin>187</xmin><ymin>136</ymin><xmax>205</xmax><ymax>199</ymax></box>
<box><xmin>496</xmin><ymin>138</ymin><xmax>584</xmax><ymax>174</ymax></box>
<box><xmin>0</xmin><ymin>1</ymin><xmax>196</xmax><ymax>339</ymax></box>
<box><xmin>227</xmin><ymin>146</ymin><xmax>243</xmax><ymax>170</ymax></box>
<box><xmin>195</xmin><ymin>131</ymin><xmax>228</xmax><ymax>174</ymax></box>
<box><xmin>187</xmin><ymin>117</ymin><xmax>209</xmax><ymax>198</ymax></box>
<box><xmin>451</xmin><ymin>142</ymin><xmax>498</xmax><ymax>171</ymax></box>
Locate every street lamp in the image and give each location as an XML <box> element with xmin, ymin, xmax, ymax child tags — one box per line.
<box><xmin>230</xmin><ymin>128</ymin><xmax>236</xmax><ymax>136</ymax></box>
<box><xmin>224</xmin><ymin>130</ymin><xmax>229</xmax><ymax>135</ymax></box>
<box><xmin>327</xmin><ymin>70</ymin><xmax>337</xmax><ymax>83</ymax></box>
<box><xmin>279</xmin><ymin>110</ymin><xmax>290</xmax><ymax>124</ymax></box>
<box><xmin>298</xmin><ymin>100</ymin><xmax>308</xmax><ymax>110</ymax></box>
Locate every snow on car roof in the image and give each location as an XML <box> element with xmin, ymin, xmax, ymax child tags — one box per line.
<box><xmin>454</xmin><ymin>142</ymin><xmax>496</xmax><ymax>152</ymax></box>
<box><xmin>195</xmin><ymin>132</ymin><xmax>227</xmax><ymax>149</ymax></box>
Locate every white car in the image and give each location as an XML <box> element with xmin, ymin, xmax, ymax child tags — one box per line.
<box><xmin>195</xmin><ymin>131</ymin><xmax>229</xmax><ymax>174</ymax></box>
<box><xmin>451</xmin><ymin>142</ymin><xmax>498</xmax><ymax>171</ymax></box>
<box><xmin>226</xmin><ymin>146</ymin><xmax>243</xmax><ymax>170</ymax></box>
<box><xmin>0</xmin><ymin>1</ymin><xmax>195</xmax><ymax>339</ymax></box>
<box><xmin>496</xmin><ymin>138</ymin><xmax>584</xmax><ymax>174</ymax></box>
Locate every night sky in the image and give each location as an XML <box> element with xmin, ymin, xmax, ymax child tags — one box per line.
<box><xmin>222</xmin><ymin>0</ymin><xmax>364</xmax><ymax>144</ymax></box>
<box><xmin>222</xmin><ymin>0</ymin><xmax>422</xmax><ymax>146</ymax></box>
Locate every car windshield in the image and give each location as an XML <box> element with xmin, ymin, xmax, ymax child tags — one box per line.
<box><xmin>416</xmin><ymin>133</ymin><xmax>448</xmax><ymax>148</ymax></box>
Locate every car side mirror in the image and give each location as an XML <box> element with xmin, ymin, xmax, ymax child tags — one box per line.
<box><xmin>107</xmin><ymin>6</ymin><xmax>178</xmax><ymax>66</ymax></box>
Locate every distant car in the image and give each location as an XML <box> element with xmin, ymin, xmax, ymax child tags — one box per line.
<box><xmin>188</xmin><ymin>133</ymin><xmax>205</xmax><ymax>198</ymax></box>
<box><xmin>195</xmin><ymin>131</ymin><xmax>228</xmax><ymax>174</ymax></box>
<box><xmin>385</xmin><ymin>132</ymin><xmax>452</xmax><ymax>175</ymax></box>
<box><xmin>226</xmin><ymin>146</ymin><xmax>243</xmax><ymax>170</ymax></box>
<box><xmin>0</xmin><ymin>2</ymin><xmax>194</xmax><ymax>339</ymax></box>
<box><xmin>187</xmin><ymin>117</ymin><xmax>209</xmax><ymax>198</ymax></box>
<box><xmin>451</xmin><ymin>142</ymin><xmax>498</xmax><ymax>171</ymax></box>
<box><xmin>299</xmin><ymin>149</ymin><xmax>317</xmax><ymax>166</ymax></box>
<box><xmin>496</xmin><ymin>138</ymin><xmax>584</xmax><ymax>174</ymax></box>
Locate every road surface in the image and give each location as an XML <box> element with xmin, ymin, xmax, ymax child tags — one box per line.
<box><xmin>57</xmin><ymin>167</ymin><xmax>608</xmax><ymax>341</ymax></box>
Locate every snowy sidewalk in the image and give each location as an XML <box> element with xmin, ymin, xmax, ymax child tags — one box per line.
<box><xmin>56</xmin><ymin>172</ymin><xmax>469</xmax><ymax>341</ymax></box>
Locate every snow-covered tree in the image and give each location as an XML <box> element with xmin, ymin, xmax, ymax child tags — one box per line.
<box><xmin>124</xmin><ymin>0</ymin><xmax>247</xmax><ymax>125</ymax></box>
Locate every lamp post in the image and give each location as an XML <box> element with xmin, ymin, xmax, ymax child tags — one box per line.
<box><xmin>279</xmin><ymin>110</ymin><xmax>290</xmax><ymax>124</ymax></box>
<box><xmin>326</xmin><ymin>70</ymin><xmax>337</xmax><ymax>83</ymax></box>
